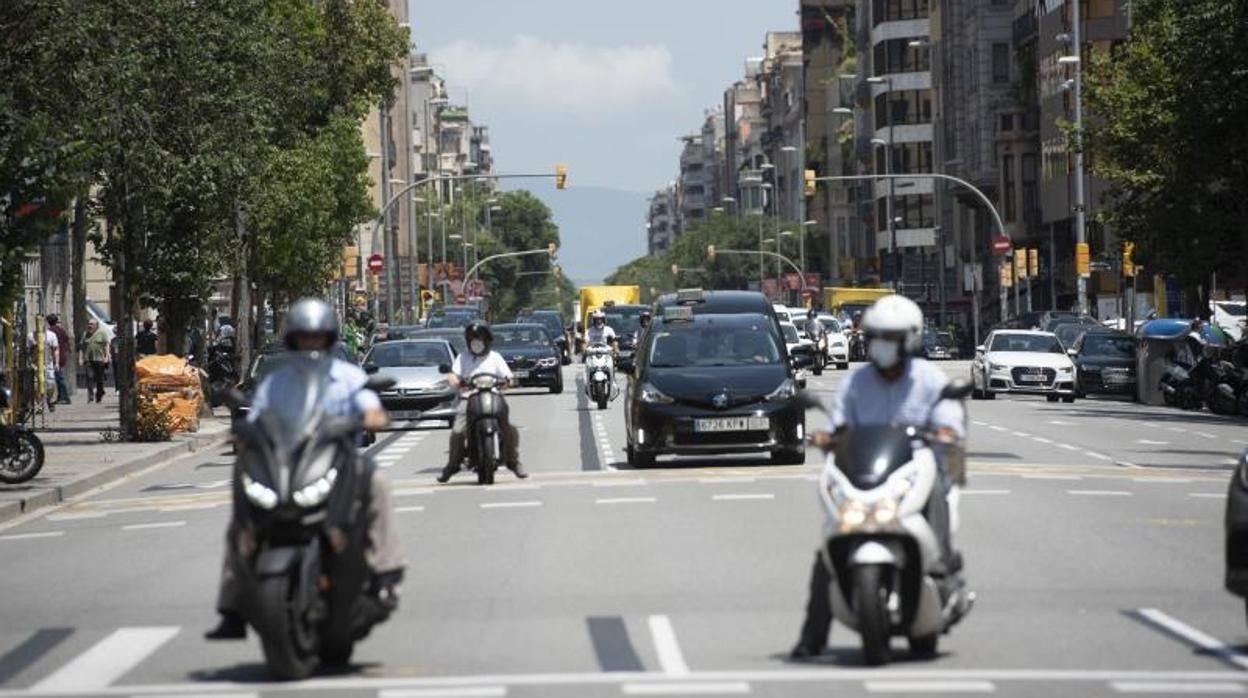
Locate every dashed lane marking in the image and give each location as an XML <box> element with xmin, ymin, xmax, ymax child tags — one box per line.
<box><xmin>1084</xmin><ymin>452</ymin><xmax>1113</xmax><ymax>462</ymax></box>
<box><xmin>381</xmin><ymin>689</ymin><xmax>505</xmax><ymax>698</ymax></box>
<box><xmin>1012</xmin><ymin>431</ymin><xmax>1031</xmax><ymax>438</ymax></box>
<box><xmin>0</xmin><ymin>531</ymin><xmax>64</xmax><ymax>541</ymax></box>
<box><xmin>479</xmin><ymin>501</ymin><xmax>542</xmax><ymax>509</ymax></box>
<box><xmin>865</xmin><ymin>680</ymin><xmax>996</xmax><ymax>693</ymax></box>
<box><xmin>647</xmin><ymin>615</ymin><xmax>690</xmax><ymax>677</ymax></box>
<box><xmin>1191</xmin><ymin>493</ymin><xmax>1228</xmax><ymax>499</ymax></box>
<box><xmin>711</xmin><ymin>494</ymin><xmax>775</xmax><ymax>502</ymax></box>
<box><xmin>1067</xmin><ymin>490</ymin><xmax>1132</xmax><ymax>497</ymax></box>
<box><xmin>962</xmin><ymin>489</ymin><xmax>1011</xmax><ymax>495</ymax></box>
<box><xmin>121</xmin><ymin>521</ymin><xmax>187</xmax><ymax>531</ymax></box>
<box><xmin>1132</xmin><ymin>608</ymin><xmax>1248</xmax><ymax>671</ymax></box>
<box><xmin>395</xmin><ymin>506</ymin><xmax>426</xmax><ymax>513</ymax></box>
<box><xmin>1138</xmin><ymin>440</ymin><xmax>1170</xmax><ymax>446</ymax></box>
<box><xmin>1131</xmin><ymin>477</ymin><xmax>1192</xmax><ymax>484</ymax></box>
<box><xmin>1110</xmin><ymin>682</ymin><xmax>1245</xmax><ymax>694</ymax></box>
<box><xmin>1058</xmin><ymin>443</ymin><xmax>1080</xmax><ymax>452</ymax></box>
<box><xmin>1196</xmin><ymin>432</ymin><xmax>1218</xmax><ymax>439</ymax></box>
<box><xmin>595</xmin><ymin>497</ymin><xmax>657</xmax><ymax>505</ymax></box>
<box><xmin>30</xmin><ymin>626</ymin><xmax>179</xmax><ymax>693</ymax></box>
<box><xmin>1021</xmin><ymin>474</ymin><xmax>1082</xmax><ymax>481</ymax></box>
<box><xmin>623</xmin><ymin>683</ymin><xmax>750</xmax><ymax>695</ymax></box>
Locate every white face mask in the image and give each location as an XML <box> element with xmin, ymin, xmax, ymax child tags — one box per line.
<box><xmin>868</xmin><ymin>338</ymin><xmax>901</xmax><ymax>371</ymax></box>
<box><xmin>469</xmin><ymin>339</ymin><xmax>487</xmax><ymax>356</ymax></box>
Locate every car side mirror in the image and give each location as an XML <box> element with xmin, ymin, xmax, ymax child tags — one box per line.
<box><xmin>975</xmin><ymin>345</ymin><xmax>986</xmax><ymax>353</ymax></box>
<box><xmin>438</xmin><ymin>363</ymin><xmax>452</xmax><ymax>374</ymax></box>
<box><xmin>940</xmin><ymin>378</ymin><xmax>973</xmax><ymax>401</ymax></box>
<box><xmin>1067</xmin><ymin>348</ymin><xmax>1078</xmax><ymax>356</ymax></box>
<box><xmin>363</xmin><ymin>362</ymin><xmax>379</xmax><ymax>374</ymax></box>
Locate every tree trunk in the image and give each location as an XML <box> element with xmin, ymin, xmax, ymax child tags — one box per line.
<box><xmin>234</xmin><ymin>199</ymin><xmax>253</xmax><ymax>378</ymax></box>
<box><xmin>117</xmin><ymin>217</ymin><xmax>137</xmax><ymax>439</ymax></box>
<box><xmin>252</xmin><ymin>285</ymin><xmax>267</xmax><ymax>351</ymax></box>
<box><xmin>70</xmin><ymin>194</ymin><xmax>89</xmax><ymax>392</ymax></box>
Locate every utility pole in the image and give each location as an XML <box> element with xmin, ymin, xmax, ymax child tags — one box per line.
<box><xmin>379</xmin><ymin>104</ymin><xmax>395</xmax><ymax>322</ymax></box>
<box><xmin>1070</xmin><ymin>0</ymin><xmax>1089</xmax><ymax>316</ymax></box>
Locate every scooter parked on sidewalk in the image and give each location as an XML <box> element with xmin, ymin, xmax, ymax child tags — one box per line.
<box><xmin>222</xmin><ymin>354</ymin><xmax>393</xmax><ymax>680</ymax></box>
<box><xmin>0</xmin><ymin>386</ymin><xmax>44</xmax><ymax>485</ymax></box>
<box><xmin>801</xmin><ymin>380</ymin><xmax>973</xmax><ymax>666</ymax></box>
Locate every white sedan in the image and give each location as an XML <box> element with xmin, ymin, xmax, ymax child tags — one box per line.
<box><xmin>970</xmin><ymin>330</ymin><xmax>1078</xmax><ymax>402</ymax></box>
<box><xmin>816</xmin><ymin>314</ymin><xmax>850</xmax><ymax>369</ymax></box>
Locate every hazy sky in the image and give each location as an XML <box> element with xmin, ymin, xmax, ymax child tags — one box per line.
<box><xmin>410</xmin><ymin>1</ymin><xmax>797</xmax><ymax>194</ymax></box>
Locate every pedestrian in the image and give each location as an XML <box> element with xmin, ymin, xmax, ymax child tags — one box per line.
<box><xmin>46</xmin><ymin>314</ymin><xmax>72</xmax><ymax>404</ymax></box>
<box><xmin>82</xmin><ymin>319</ymin><xmax>111</xmax><ymax>403</ymax></box>
<box><xmin>136</xmin><ymin>319</ymin><xmax>158</xmax><ymax>357</ymax></box>
<box><xmin>29</xmin><ymin>323</ymin><xmax>59</xmax><ymax>412</ymax></box>
<box><xmin>187</xmin><ymin>321</ymin><xmax>205</xmax><ymax>365</ymax></box>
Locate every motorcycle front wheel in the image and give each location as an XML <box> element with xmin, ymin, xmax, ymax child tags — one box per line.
<box><xmin>256</xmin><ymin>575</ymin><xmax>318</xmax><ymax>680</ymax></box>
<box><xmin>854</xmin><ymin>564</ymin><xmax>893</xmax><ymax>666</ymax></box>
<box><xmin>0</xmin><ymin>430</ymin><xmax>45</xmax><ymax>484</ymax></box>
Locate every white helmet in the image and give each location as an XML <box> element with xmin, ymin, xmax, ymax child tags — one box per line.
<box><xmin>861</xmin><ymin>295</ymin><xmax>924</xmax><ymax>368</ymax></box>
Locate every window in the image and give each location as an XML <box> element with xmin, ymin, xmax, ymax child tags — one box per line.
<box><xmin>1002</xmin><ymin>154</ymin><xmax>1016</xmax><ymax>223</ymax></box>
<box><xmin>876</xmin><ymin>194</ymin><xmax>934</xmax><ymax>231</ymax></box>
<box><xmin>1000</xmin><ymin>113</ymin><xmax>1014</xmax><ymax>132</ymax></box>
<box><xmin>873</xmin><ymin>0</ymin><xmax>930</xmax><ymax>25</ymax></box>
<box><xmin>872</xmin><ymin>38</ymin><xmax>931</xmax><ymax>75</ymax></box>
<box><xmin>874</xmin><ymin>141</ymin><xmax>933</xmax><ymax>175</ymax></box>
<box><xmin>873</xmin><ymin>89</ymin><xmax>933</xmax><ymax>129</ymax></box>
<box><xmin>992</xmin><ymin>43</ymin><xmax>1010</xmax><ymax>83</ymax></box>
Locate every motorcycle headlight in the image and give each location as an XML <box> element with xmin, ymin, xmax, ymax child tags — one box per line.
<box><xmin>638</xmin><ymin>382</ymin><xmax>674</xmax><ymax>404</ymax></box>
<box><xmin>537</xmin><ymin>357</ymin><xmax>559</xmax><ymax>368</ymax></box>
<box><xmin>241</xmin><ymin>472</ymin><xmax>278</xmax><ymax>510</ymax></box>
<box><xmin>764</xmin><ymin>379</ymin><xmax>797</xmax><ymax>402</ymax></box>
<box><xmin>292</xmin><ymin>467</ymin><xmax>338</xmax><ymax>508</ymax></box>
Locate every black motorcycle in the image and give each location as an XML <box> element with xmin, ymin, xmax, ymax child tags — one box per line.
<box><xmin>0</xmin><ymin>387</ymin><xmax>44</xmax><ymax>485</ymax></box>
<box><xmin>224</xmin><ymin>353</ymin><xmax>393</xmax><ymax>679</ymax></box>
<box><xmin>460</xmin><ymin>373</ymin><xmax>510</xmax><ymax>485</ymax></box>
<box><xmin>208</xmin><ymin>341</ymin><xmax>239</xmax><ymax>408</ymax></box>
<box><xmin>1160</xmin><ymin>356</ymin><xmax>1206</xmax><ymax>411</ymax></box>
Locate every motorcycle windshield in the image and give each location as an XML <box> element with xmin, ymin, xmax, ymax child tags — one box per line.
<box><xmin>833</xmin><ymin>426</ymin><xmax>915</xmax><ymax>490</ymax></box>
<box><xmin>256</xmin><ymin>353</ymin><xmax>330</xmax><ymax>462</ymax></box>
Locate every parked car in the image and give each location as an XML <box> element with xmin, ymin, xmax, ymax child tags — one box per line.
<box><xmin>971</xmin><ymin>330</ymin><xmax>1078</xmax><ymax>402</ymax></box>
<box><xmin>1069</xmin><ymin>329</ymin><xmax>1138</xmax><ymax>397</ymax></box>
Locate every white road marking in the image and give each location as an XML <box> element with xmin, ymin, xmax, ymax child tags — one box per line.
<box><xmin>1021</xmin><ymin>474</ymin><xmax>1082</xmax><ymax>481</ymax></box>
<box><xmin>594</xmin><ymin>479</ymin><xmax>648</xmax><ymax>487</ymax></box>
<box><xmin>647</xmin><ymin>615</ymin><xmax>690</xmax><ymax>676</ymax></box>
<box><xmin>972</xmin><ymin>420</ymin><xmax>987</xmax><ymax>426</ymax></box>
<box><xmin>1012</xmin><ymin>431</ymin><xmax>1031</xmax><ymax>438</ymax></box>
<box><xmin>700</xmin><ymin>477</ymin><xmax>756</xmax><ymax>484</ymax></box>
<box><xmin>157</xmin><ymin>503</ymin><xmax>224</xmax><ymax>512</ymax></box>
<box><xmin>31</xmin><ymin>626</ymin><xmax>180</xmax><ymax>692</ymax></box>
<box><xmin>1167</xmin><ymin>427</ymin><xmax>1188</xmax><ymax>433</ymax></box>
<box><xmin>47</xmin><ymin>511</ymin><xmax>109</xmax><ymax>521</ymax></box>
<box><xmin>1115</xmin><ymin>461</ymin><xmax>1143</xmax><ymax>469</ymax></box>
<box><xmin>145</xmin><ymin>694</ymin><xmax>259</xmax><ymax>698</ymax></box>
<box><xmin>1058</xmin><ymin>444</ymin><xmax>1080</xmax><ymax>451</ymax></box>
<box><xmin>1049</xmin><ymin>420</ymin><xmax>1074</xmax><ymax>426</ymax></box>
<box><xmin>381</xmin><ymin>688</ymin><xmax>507</xmax><ymax>698</ymax></box>
<box><xmin>1191</xmin><ymin>493</ymin><xmax>1228</xmax><ymax>499</ymax></box>
<box><xmin>1084</xmin><ymin>452</ymin><xmax>1113</xmax><ymax>461</ymax></box>
<box><xmin>711</xmin><ymin>494</ymin><xmax>775</xmax><ymax>501</ymax></box>
<box><xmin>1031</xmin><ymin>437</ymin><xmax>1053</xmax><ymax>444</ymax></box>
<box><xmin>1135</xmin><ymin>608</ymin><xmax>1248</xmax><ymax>671</ymax></box>
<box><xmin>479</xmin><ymin>501</ymin><xmax>542</xmax><ymax>509</ymax></box>
<box><xmin>865</xmin><ymin>680</ymin><xmax>996</xmax><ymax>693</ymax></box>
<box><xmin>1137</xmin><ymin>440</ymin><xmax>1170</xmax><ymax>446</ymax></box>
<box><xmin>1131</xmin><ymin>478</ymin><xmax>1192</xmax><ymax>484</ymax></box>
<box><xmin>595</xmin><ymin>497</ymin><xmax>657</xmax><ymax>505</ymax></box>
<box><xmin>121</xmin><ymin>521</ymin><xmax>187</xmax><ymax>531</ymax></box>
<box><xmin>623</xmin><ymin>683</ymin><xmax>749</xmax><ymax>695</ymax></box>
<box><xmin>988</xmin><ymin>425</ymin><xmax>1008</xmax><ymax>432</ymax></box>
<box><xmin>0</xmin><ymin>530</ymin><xmax>65</xmax><ymax>541</ymax></box>
<box><xmin>396</xmin><ymin>506</ymin><xmax>426</xmax><ymax>513</ymax></box>
<box><xmin>1234</xmin><ymin>439</ymin><xmax>1248</xmax><ymax>445</ymax></box>
<box><xmin>1196</xmin><ymin>432</ymin><xmax>1218</xmax><ymax>439</ymax></box>
<box><xmin>1067</xmin><ymin>490</ymin><xmax>1132</xmax><ymax>497</ymax></box>
<box><xmin>1110</xmin><ymin>682</ymin><xmax>1245</xmax><ymax>694</ymax></box>
<box><xmin>962</xmin><ymin>489</ymin><xmax>1011</xmax><ymax>496</ymax></box>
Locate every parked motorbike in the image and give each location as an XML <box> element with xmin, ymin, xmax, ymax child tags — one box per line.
<box><xmin>801</xmin><ymin>380</ymin><xmax>973</xmax><ymax>666</ymax></box>
<box><xmin>208</xmin><ymin>342</ymin><xmax>239</xmax><ymax>408</ymax></box>
<box><xmin>223</xmin><ymin>354</ymin><xmax>393</xmax><ymax>680</ymax></box>
<box><xmin>1160</xmin><ymin>356</ymin><xmax>1206</xmax><ymax>411</ymax></box>
<box><xmin>1213</xmin><ymin>361</ymin><xmax>1248</xmax><ymax>418</ymax></box>
<box><xmin>0</xmin><ymin>387</ymin><xmax>44</xmax><ymax>485</ymax></box>
<box><xmin>585</xmin><ymin>345</ymin><xmax>615</xmax><ymax>410</ymax></box>
<box><xmin>459</xmin><ymin>373</ymin><xmax>510</xmax><ymax>485</ymax></box>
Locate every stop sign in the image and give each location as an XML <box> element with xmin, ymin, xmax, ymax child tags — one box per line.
<box><xmin>991</xmin><ymin>235</ymin><xmax>1012</xmax><ymax>255</ymax></box>
<box><xmin>367</xmin><ymin>254</ymin><xmax>384</xmax><ymax>274</ymax></box>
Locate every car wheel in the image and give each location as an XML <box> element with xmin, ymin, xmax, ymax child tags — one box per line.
<box><xmin>627</xmin><ymin>444</ymin><xmax>655</xmax><ymax>468</ymax></box>
<box><xmin>839</xmin><ymin>362</ymin><xmax>849</xmax><ymax>370</ymax></box>
<box><xmin>983</xmin><ymin>389</ymin><xmax>996</xmax><ymax>400</ymax></box>
<box><xmin>550</xmin><ymin>377</ymin><xmax>563</xmax><ymax>394</ymax></box>
<box><xmin>1046</xmin><ymin>394</ymin><xmax>1059</xmax><ymax>402</ymax></box>
<box><xmin>971</xmin><ymin>375</ymin><xmax>983</xmax><ymax>400</ymax></box>
<box><xmin>1062</xmin><ymin>396</ymin><xmax>1076</xmax><ymax>403</ymax></box>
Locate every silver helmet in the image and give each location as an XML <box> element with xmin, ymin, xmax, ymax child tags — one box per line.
<box><xmin>283</xmin><ymin>298</ymin><xmax>339</xmax><ymax>350</ymax></box>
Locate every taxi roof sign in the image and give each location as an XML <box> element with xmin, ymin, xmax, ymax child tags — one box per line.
<box><xmin>675</xmin><ymin>288</ymin><xmax>706</xmax><ymax>304</ymax></box>
<box><xmin>662</xmin><ymin>306</ymin><xmax>695</xmax><ymax>322</ymax></box>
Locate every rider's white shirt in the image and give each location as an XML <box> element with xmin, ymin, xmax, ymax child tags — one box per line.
<box><xmin>585</xmin><ymin>325</ymin><xmax>616</xmax><ymax>346</ymax></box>
<box><xmin>452</xmin><ymin>350</ymin><xmax>513</xmax><ymax>393</ymax></box>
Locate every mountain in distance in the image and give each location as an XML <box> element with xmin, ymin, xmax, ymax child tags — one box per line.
<box><xmin>513</xmin><ymin>184</ymin><xmax>648</xmax><ymax>287</ymax></box>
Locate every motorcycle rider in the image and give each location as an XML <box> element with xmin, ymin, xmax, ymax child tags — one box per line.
<box><xmin>633</xmin><ymin>310</ymin><xmax>652</xmax><ymax>346</ymax></box>
<box><xmin>437</xmin><ymin>322</ymin><xmax>527</xmax><ymax>483</ymax></box>
<box><xmin>585</xmin><ymin>310</ymin><xmax>618</xmax><ymax>349</ymax></box>
<box><xmin>803</xmin><ymin>308</ymin><xmax>827</xmax><ymax>363</ymax></box>
<box><xmin>205</xmin><ymin>298</ymin><xmax>404</xmax><ymax>640</ymax></box>
<box><xmin>790</xmin><ymin>294</ymin><xmax>971</xmax><ymax>659</ymax></box>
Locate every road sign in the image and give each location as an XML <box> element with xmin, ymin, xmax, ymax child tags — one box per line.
<box><xmin>454</xmin><ymin>293</ymin><xmax>467</xmax><ymax>304</ymax></box>
<box><xmin>367</xmin><ymin>254</ymin><xmax>384</xmax><ymax>274</ymax></box>
<box><xmin>991</xmin><ymin>236</ymin><xmax>1011</xmax><ymax>255</ymax></box>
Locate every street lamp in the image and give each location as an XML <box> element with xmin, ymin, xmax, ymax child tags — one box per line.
<box><xmin>832</xmin><ymin>107</ymin><xmax>853</xmax><ymax>116</ymax></box>
<box><xmin>1058</xmin><ymin>4</ymin><xmax>1089</xmax><ymax>315</ymax></box>
<box><xmin>799</xmin><ymin>219</ymin><xmax>817</xmax><ymax>276</ymax></box>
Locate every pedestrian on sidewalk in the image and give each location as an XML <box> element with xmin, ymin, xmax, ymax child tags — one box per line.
<box><xmin>46</xmin><ymin>314</ymin><xmax>72</xmax><ymax>404</ymax></box>
<box><xmin>136</xmin><ymin>319</ymin><xmax>158</xmax><ymax>357</ymax></box>
<box><xmin>29</xmin><ymin>324</ymin><xmax>59</xmax><ymax>413</ymax></box>
<box><xmin>82</xmin><ymin>319</ymin><xmax>111</xmax><ymax>403</ymax></box>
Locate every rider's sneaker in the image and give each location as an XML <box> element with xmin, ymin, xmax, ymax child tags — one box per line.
<box><xmin>204</xmin><ymin>612</ymin><xmax>247</xmax><ymax>640</ymax></box>
<box><xmin>788</xmin><ymin>643</ymin><xmax>824</xmax><ymax>661</ymax></box>
<box><xmin>436</xmin><ymin>468</ymin><xmax>454</xmax><ymax>484</ymax></box>
<box><xmin>509</xmin><ymin>463</ymin><xmax>530</xmax><ymax>479</ymax></box>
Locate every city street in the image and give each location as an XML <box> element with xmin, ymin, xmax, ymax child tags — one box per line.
<box><xmin>1</xmin><ymin>361</ymin><xmax>1246</xmax><ymax>697</ymax></box>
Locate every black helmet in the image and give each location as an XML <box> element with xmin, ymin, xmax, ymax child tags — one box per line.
<box><xmin>464</xmin><ymin>321</ymin><xmax>493</xmax><ymax>355</ymax></box>
<box><xmin>283</xmin><ymin>298</ymin><xmax>339</xmax><ymax>350</ymax></box>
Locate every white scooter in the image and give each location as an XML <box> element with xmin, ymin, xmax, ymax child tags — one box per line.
<box><xmin>584</xmin><ymin>344</ymin><xmax>616</xmax><ymax>410</ymax></box>
<box><xmin>803</xmin><ymin>380</ymin><xmax>973</xmax><ymax>665</ymax></box>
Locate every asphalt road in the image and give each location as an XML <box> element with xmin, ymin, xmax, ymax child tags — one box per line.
<box><xmin>2</xmin><ymin>360</ymin><xmax>1247</xmax><ymax>697</ymax></box>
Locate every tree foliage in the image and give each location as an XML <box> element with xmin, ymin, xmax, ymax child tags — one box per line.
<box><xmin>1083</xmin><ymin>0</ymin><xmax>1248</xmax><ymax>310</ymax></box>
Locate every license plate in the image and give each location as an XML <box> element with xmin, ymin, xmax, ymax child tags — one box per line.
<box><xmin>514</xmin><ymin>370</ymin><xmax>530</xmax><ymax>379</ymax></box>
<box><xmin>693</xmin><ymin>417</ymin><xmax>770</xmax><ymax>433</ymax></box>
<box><xmin>1104</xmin><ymin>372</ymin><xmax>1132</xmax><ymax>384</ymax></box>
<box><xmin>1018</xmin><ymin>373</ymin><xmax>1047</xmax><ymax>382</ymax></box>
<box><xmin>391</xmin><ymin>410</ymin><xmax>423</xmax><ymax>420</ymax></box>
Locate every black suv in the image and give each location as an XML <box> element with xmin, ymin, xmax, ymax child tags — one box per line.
<box><xmin>516</xmin><ymin>309</ymin><xmax>571</xmax><ymax>365</ymax></box>
<box><xmin>492</xmin><ymin>323</ymin><xmax>564</xmax><ymax>393</ymax></box>
<box><xmin>623</xmin><ymin>291</ymin><xmax>804</xmax><ymax>467</ymax></box>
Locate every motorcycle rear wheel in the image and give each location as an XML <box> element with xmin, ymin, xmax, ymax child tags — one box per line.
<box><xmin>256</xmin><ymin>576</ymin><xmax>318</xmax><ymax>680</ymax></box>
<box><xmin>854</xmin><ymin>564</ymin><xmax>892</xmax><ymax>666</ymax></box>
<box><xmin>0</xmin><ymin>430</ymin><xmax>45</xmax><ymax>484</ymax></box>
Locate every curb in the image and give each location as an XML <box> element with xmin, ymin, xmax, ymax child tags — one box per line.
<box><xmin>0</xmin><ymin>428</ymin><xmax>231</xmax><ymax>526</ymax></box>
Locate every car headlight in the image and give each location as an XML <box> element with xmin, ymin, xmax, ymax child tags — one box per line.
<box><xmin>292</xmin><ymin>467</ymin><xmax>338</xmax><ymax>508</ymax></box>
<box><xmin>989</xmin><ymin>363</ymin><xmax>1007</xmax><ymax>372</ymax></box>
<box><xmin>1058</xmin><ymin>365</ymin><xmax>1074</xmax><ymax>374</ymax></box>
<box><xmin>638</xmin><ymin>382</ymin><xmax>674</xmax><ymax>404</ymax></box>
<box><xmin>831</xmin><ymin>338</ymin><xmax>845</xmax><ymax>347</ymax></box>
<box><xmin>764</xmin><ymin>379</ymin><xmax>797</xmax><ymax>401</ymax></box>
<box><xmin>536</xmin><ymin>357</ymin><xmax>559</xmax><ymax>368</ymax></box>
<box><xmin>242</xmin><ymin>472</ymin><xmax>278</xmax><ymax>510</ymax></box>
<box><xmin>432</xmin><ymin>379</ymin><xmax>451</xmax><ymax>391</ymax></box>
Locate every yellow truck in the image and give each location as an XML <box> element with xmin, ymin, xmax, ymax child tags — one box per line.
<box><xmin>823</xmin><ymin>287</ymin><xmax>893</xmax><ymax>319</ymax></box>
<box><xmin>578</xmin><ymin>285</ymin><xmax>641</xmax><ymax>330</ymax></box>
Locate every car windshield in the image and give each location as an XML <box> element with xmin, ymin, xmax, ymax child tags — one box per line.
<box><xmin>494</xmin><ymin>325</ymin><xmax>553</xmax><ymax>348</ymax></box>
<box><xmin>251</xmin><ymin>351</ymin><xmax>286</xmax><ymax>381</ymax></box>
<box><xmin>367</xmin><ymin>341</ymin><xmax>452</xmax><ymax>368</ymax></box>
<box><xmin>1082</xmin><ymin>334</ymin><xmax>1136</xmax><ymax>357</ymax></box>
<box><xmin>605</xmin><ymin>314</ymin><xmax>641</xmax><ymax>335</ymax></box>
<box><xmin>781</xmin><ymin>324</ymin><xmax>799</xmax><ymax>343</ymax></box>
<box><xmin>990</xmin><ymin>333</ymin><xmax>1064</xmax><ymax>354</ymax></box>
<box><xmin>818</xmin><ymin>317</ymin><xmax>842</xmax><ymax>333</ymax></box>
<box><xmin>1055</xmin><ymin>324</ymin><xmax>1087</xmax><ymax>347</ymax></box>
<box><xmin>426</xmin><ymin>311</ymin><xmax>477</xmax><ymax>328</ymax></box>
<box><xmin>646</xmin><ymin>314</ymin><xmax>782</xmax><ymax>368</ymax></box>
<box><xmin>1218</xmin><ymin>303</ymin><xmax>1246</xmax><ymax>317</ymax></box>
<box><xmin>522</xmin><ymin>314</ymin><xmax>564</xmax><ymax>337</ymax></box>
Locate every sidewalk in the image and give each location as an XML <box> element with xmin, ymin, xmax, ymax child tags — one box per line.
<box><xmin>0</xmin><ymin>392</ymin><xmax>231</xmax><ymax>524</ymax></box>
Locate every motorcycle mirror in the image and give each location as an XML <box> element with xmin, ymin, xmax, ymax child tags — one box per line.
<box><xmin>438</xmin><ymin>363</ymin><xmax>452</xmax><ymax>374</ymax></box>
<box><xmin>940</xmin><ymin>378</ymin><xmax>974</xmax><ymax>401</ymax></box>
<box><xmin>221</xmin><ymin>388</ymin><xmax>249</xmax><ymax>411</ymax></box>
<box><xmin>365</xmin><ymin>375</ymin><xmax>396</xmax><ymax>392</ymax></box>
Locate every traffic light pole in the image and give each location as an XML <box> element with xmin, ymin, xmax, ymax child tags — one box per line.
<box><xmin>464</xmin><ymin>246</ymin><xmax>558</xmax><ymax>285</ymax></box>
<box><xmin>708</xmin><ymin>248</ymin><xmax>808</xmax><ymax>292</ymax></box>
